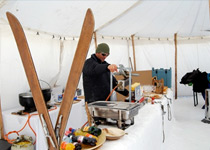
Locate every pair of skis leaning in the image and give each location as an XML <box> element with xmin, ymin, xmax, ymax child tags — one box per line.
<box><xmin>6</xmin><ymin>9</ymin><xmax>95</xmax><ymax>150</ymax></box>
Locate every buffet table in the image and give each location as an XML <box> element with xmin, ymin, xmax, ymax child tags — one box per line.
<box><xmin>2</xmin><ymin>89</ymin><xmax>173</xmax><ymax>150</ymax></box>
<box><xmin>2</xmin><ymin>100</ymin><xmax>87</xmax><ymax>150</ymax></box>
<box><xmin>100</xmin><ymin>89</ymin><xmax>174</xmax><ymax>150</ymax></box>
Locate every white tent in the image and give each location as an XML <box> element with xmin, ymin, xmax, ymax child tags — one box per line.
<box><xmin>1</xmin><ymin>0</ymin><xmax>210</xmax><ymax>110</ymax></box>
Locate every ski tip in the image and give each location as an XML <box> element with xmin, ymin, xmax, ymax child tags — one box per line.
<box><xmin>6</xmin><ymin>11</ymin><xmax>24</xmax><ymax>33</ymax></box>
<box><xmin>86</xmin><ymin>8</ymin><xmax>94</xmax><ymax>19</ymax></box>
<box><xmin>87</xmin><ymin>8</ymin><xmax>93</xmax><ymax>14</ymax></box>
<box><xmin>6</xmin><ymin>11</ymin><xmax>19</xmax><ymax>25</ymax></box>
<box><xmin>85</xmin><ymin>8</ymin><xmax>95</xmax><ymax>27</ymax></box>
<box><xmin>6</xmin><ymin>11</ymin><xmax>14</xmax><ymax>19</ymax></box>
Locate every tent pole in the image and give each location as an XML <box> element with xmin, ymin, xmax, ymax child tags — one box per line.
<box><xmin>50</xmin><ymin>40</ymin><xmax>64</xmax><ymax>87</ymax></box>
<box><xmin>174</xmin><ymin>33</ymin><xmax>178</xmax><ymax>99</ymax></box>
<box><xmin>129</xmin><ymin>57</ymin><xmax>134</xmax><ymax>71</ymax></box>
<box><xmin>209</xmin><ymin>0</ymin><xmax>210</xmax><ymax>20</ymax></box>
<box><xmin>94</xmin><ymin>32</ymin><xmax>97</xmax><ymax>49</ymax></box>
<box><xmin>131</xmin><ymin>35</ymin><xmax>136</xmax><ymax>71</ymax></box>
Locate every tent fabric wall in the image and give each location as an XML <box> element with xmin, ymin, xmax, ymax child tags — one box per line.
<box><xmin>0</xmin><ymin>24</ymin><xmax>131</xmax><ymax>111</ymax></box>
<box><xmin>0</xmin><ymin>25</ymin><xmax>60</xmax><ymax>110</ymax></box>
<box><xmin>0</xmin><ymin>1</ymin><xmax>136</xmax><ymax>37</ymax></box>
<box><xmin>128</xmin><ymin>37</ymin><xmax>210</xmax><ymax>96</ymax></box>
<box><xmin>129</xmin><ymin>39</ymin><xmax>175</xmax><ymax>70</ymax></box>
<box><xmin>2</xmin><ymin>24</ymin><xmax>210</xmax><ymax>110</ymax></box>
<box><xmin>53</xmin><ymin>39</ymin><xmax>78</xmax><ymax>87</ymax></box>
<box><xmin>128</xmin><ymin>38</ymin><xmax>175</xmax><ymax>93</ymax></box>
<box><xmin>177</xmin><ymin>37</ymin><xmax>210</xmax><ymax>96</ymax></box>
<box><xmin>1</xmin><ymin>1</ymin><xmax>210</xmax><ymax>38</ymax></box>
<box><xmin>1</xmin><ymin>1</ymin><xmax>210</xmax><ymax>110</ymax></box>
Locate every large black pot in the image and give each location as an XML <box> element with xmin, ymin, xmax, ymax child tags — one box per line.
<box><xmin>19</xmin><ymin>88</ymin><xmax>51</xmax><ymax>110</ymax></box>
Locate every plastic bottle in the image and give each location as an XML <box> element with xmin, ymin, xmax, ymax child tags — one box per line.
<box><xmin>151</xmin><ymin>97</ymin><xmax>155</xmax><ymax>104</ymax></box>
<box><xmin>72</xmin><ymin>142</ymin><xmax>82</xmax><ymax>150</ymax></box>
<box><xmin>65</xmin><ymin>130</ymin><xmax>71</xmax><ymax>136</ymax></box>
<box><xmin>72</xmin><ymin>128</ymin><xmax>98</xmax><ymax>140</ymax></box>
<box><xmin>65</xmin><ymin>143</ymin><xmax>75</xmax><ymax>150</ymax></box>
<box><xmin>82</xmin><ymin>126</ymin><xmax>102</xmax><ymax>136</ymax></box>
<box><xmin>72</xmin><ymin>135</ymin><xmax>97</xmax><ymax>146</ymax></box>
<box><xmin>60</xmin><ymin>141</ymin><xmax>67</xmax><ymax>150</ymax></box>
<box><xmin>62</xmin><ymin>135</ymin><xmax>72</xmax><ymax>143</ymax></box>
<box><xmin>60</xmin><ymin>141</ymin><xmax>75</xmax><ymax>150</ymax></box>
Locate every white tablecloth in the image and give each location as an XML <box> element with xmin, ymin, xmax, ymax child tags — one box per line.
<box><xmin>3</xmin><ymin>89</ymin><xmax>173</xmax><ymax>150</ymax></box>
<box><xmin>2</xmin><ymin>100</ymin><xmax>87</xmax><ymax>150</ymax></box>
<box><xmin>100</xmin><ymin>89</ymin><xmax>174</xmax><ymax>150</ymax></box>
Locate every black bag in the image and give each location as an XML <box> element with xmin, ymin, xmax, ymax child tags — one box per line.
<box><xmin>180</xmin><ymin>69</ymin><xmax>201</xmax><ymax>84</ymax></box>
<box><xmin>180</xmin><ymin>69</ymin><xmax>209</xmax><ymax>93</ymax></box>
<box><xmin>193</xmin><ymin>72</ymin><xmax>208</xmax><ymax>93</ymax></box>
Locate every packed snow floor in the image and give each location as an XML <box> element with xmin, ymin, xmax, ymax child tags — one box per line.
<box><xmin>163</xmin><ymin>94</ymin><xmax>210</xmax><ymax>150</ymax></box>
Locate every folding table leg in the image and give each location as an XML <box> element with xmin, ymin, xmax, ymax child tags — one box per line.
<box><xmin>193</xmin><ymin>92</ymin><xmax>198</xmax><ymax>107</ymax></box>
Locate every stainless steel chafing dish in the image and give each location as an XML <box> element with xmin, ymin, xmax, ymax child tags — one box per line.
<box><xmin>88</xmin><ymin>101</ymin><xmax>144</xmax><ymax>129</ymax></box>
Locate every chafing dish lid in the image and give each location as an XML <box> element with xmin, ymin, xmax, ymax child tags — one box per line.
<box><xmin>88</xmin><ymin>101</ymin><xmax>140</xmax><ymax>110</ymax></box>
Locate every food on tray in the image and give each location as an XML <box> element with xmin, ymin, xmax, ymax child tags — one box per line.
<box><xmin>152</xmin><ymin>94</ymin><xmax>162</xmax><ymax>99</ymax></box>
<box><xmin>61</xmin><ymin>125</ymin><xmax>105</xmax><ymax>150</ymax></box>
<box><xmin>103</xmin><ymin>128</ymin><xmax>125</xmax><ymax>140</ymax></box>
<box><xmin>82</xmin><ymin>126</ymin><xmax>102</xmax><ymax>137</ymax></box>
<box><xmin>72</xmin><ymin>135</ymin><xmax>97</xmax><ymax>146</ymax></box>
<box><xmin>72</xmin><ymin>128</ymin><xmax>98</xmax><ymax>140</ymax></box>
<box><xmin>163</xmin><ymin>86</ymin><xmax>168</xmax><ymax>94</ymax></box>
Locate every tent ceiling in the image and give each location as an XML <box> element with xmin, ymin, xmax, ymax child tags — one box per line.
<box><xmin>0</xmin><ymin>0</ymin><xmax>210</xmax><ymax>39</ymax></box>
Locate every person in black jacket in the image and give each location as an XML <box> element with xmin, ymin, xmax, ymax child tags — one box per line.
<box><xmin>82</xmin><ymin>43</ymin><xmax>129</xmax><ymax>104</ymax></box>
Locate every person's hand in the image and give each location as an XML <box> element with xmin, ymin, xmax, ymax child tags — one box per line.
<box><xmin>108</xmin><ymin>64</ymin><xmax>118</xmax><ymax>72</ymax></box>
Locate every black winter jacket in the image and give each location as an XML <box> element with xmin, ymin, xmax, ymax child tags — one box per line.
<box><xmin>82</xmin><ymin>54</ymin><xmax>129</xmax><ymax>103</ymax></box>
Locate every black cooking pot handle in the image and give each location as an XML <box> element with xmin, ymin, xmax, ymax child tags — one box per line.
<box><xmin>39</xmin><ymin>79</ymin><xmax>51</xmax><ymax>90</ymax></box>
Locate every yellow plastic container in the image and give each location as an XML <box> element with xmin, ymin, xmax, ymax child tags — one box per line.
<box><xmin>131</xmin><ymin>82</ymin><xmax>140</xmax><ymax>91</ymax></box>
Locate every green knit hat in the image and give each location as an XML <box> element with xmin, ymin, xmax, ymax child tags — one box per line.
<box><xmin>96</xmin><ymin>43</ymin><xmax>110</xmax><ymax>54</ymax></box>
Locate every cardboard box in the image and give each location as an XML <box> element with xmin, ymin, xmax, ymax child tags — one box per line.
<box><xmin>115</xmin><ymin>70</ymin><xmax>152</xmax><ymax>101</ymax></box>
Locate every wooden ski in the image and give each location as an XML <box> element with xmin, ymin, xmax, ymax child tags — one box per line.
<box><xmin>55</xmin><ymin>9</ymin><xmax>94</xmax><ymax>145</ymax></box>
<box><xmin>7</xmin><ymin>8</ymin><xmax>94</xmax><ymax>149</ymax></box>
<box><xmin>6</xmin><ymin>12</ymin><xmax>58</xmax><ymax>149</ymax></box>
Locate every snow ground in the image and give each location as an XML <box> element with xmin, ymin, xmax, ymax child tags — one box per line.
<box><xmin>163</xmin><ymin>94</ymin><xmax>210</xmax><ymax>150</ymax></box>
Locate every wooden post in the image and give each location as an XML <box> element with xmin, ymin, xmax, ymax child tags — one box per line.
<box><xmin>209</xmin><ymin>0</ymin><xmax>210</xmax><ymax>20</ymax></box>
<box><xmin>131</xmin><ymin>35</ymin><xmax>136</xmax><ymax>71</ymax></box>
<box><xmin>174</xmin><ymin>33</ymin><xmax>178</xmax><ymax>99</ymax></box>
<box><xmin>94</xmin><ymin>32</ymin><xmax>97</xmax><ymax>49</ymax></box>
<box><xmin>0</xmin><ymin>99</ymin><xmax>4</xmax><ymax>139</ymax></box>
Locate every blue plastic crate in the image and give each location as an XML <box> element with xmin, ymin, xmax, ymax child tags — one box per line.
<box><xmin>152</xmin><ymin>67</ymin><xmax>172</xmax><ymax>88</ymax></box>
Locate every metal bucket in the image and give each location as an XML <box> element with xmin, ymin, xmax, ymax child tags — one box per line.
<box><xmin>11</xmin><ymin>135</ymin><xmax>34</xmax><ymax>150</ymax></box>
<box><xmin>11</xmin><ymin>142</ymin><xmax>34</xmax><ymax>150</ymax></box>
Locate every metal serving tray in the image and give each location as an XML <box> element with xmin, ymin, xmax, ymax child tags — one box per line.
<box><xmin>88</xmin><ymin>101</ymin><xmax>143</xmax><ymax>128</ymax></box>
